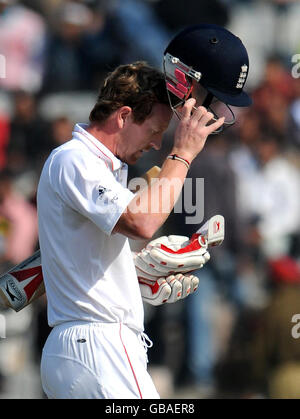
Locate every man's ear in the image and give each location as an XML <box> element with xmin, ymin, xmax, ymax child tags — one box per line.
<box><xmin>117</xmin><ymin>106</ymin><xmax>132</xmax><ymax>129</ymax></box>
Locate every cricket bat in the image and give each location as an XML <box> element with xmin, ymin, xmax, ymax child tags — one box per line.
<box><xmin>0</xmin><ymin>250</ymin><xmax>44</xmax><ymax>312</ymax></box>
<box><xmin>0</xmin><ymin>166</ymin><xmax>225</xmax><ymax>312</ymax></box>
<box><xmin>196</xmin><ymin>214</ymin><xmax>225</xmax><ymax>247</ymax></box>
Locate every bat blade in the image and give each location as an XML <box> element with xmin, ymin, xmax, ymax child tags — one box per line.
<box><xmin>0</xmin><ymin>250</ymin><xmax>43</xmax><ymax>311</ymax></box>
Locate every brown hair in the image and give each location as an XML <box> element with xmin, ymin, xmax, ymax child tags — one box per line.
<box><xmin>89</xmin><ymin>62</ymin><xmax>169</xmax><ymax>124</ymax></box>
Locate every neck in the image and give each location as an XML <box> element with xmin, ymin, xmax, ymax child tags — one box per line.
<box><xmin>86</xmin><ymin>121</ymin><xmax>119</xmax><ymax>156</ymax></box>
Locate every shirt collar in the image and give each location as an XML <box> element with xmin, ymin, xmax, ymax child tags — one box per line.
<box><xmin>72</xmin><ymin>123</ymin><xmax>122</xmax><ymax>172</ymax></box>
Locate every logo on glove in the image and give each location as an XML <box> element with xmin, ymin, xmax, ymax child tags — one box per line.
<box><xmin>213</xmin><ymin>221</ymin><xmax>220</xmax><ymax>233</ymax></box>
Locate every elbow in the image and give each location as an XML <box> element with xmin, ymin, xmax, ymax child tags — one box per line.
<box><xmin>134</xmin><ymin>216</ymin><xmax>159</xmax><ymax>240</ymax></box>
<box><xmin>113</xmin><ymin>213</ymin><xmax>156</xmax><ymax>240</ymax></box>
<box><xmin>135</xmin><ymin>225</ymin><xmax>155</xmax><ymax>241</ymax></box>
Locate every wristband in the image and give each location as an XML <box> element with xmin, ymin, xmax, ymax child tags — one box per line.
<box><xmin>167</xmin><ymin>154</ymin><xmax>190</xmax><ymax>169</ymax></box>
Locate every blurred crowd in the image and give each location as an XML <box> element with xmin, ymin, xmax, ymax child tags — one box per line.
<box><xmin>0</xmin><ymin>0</ymin><xmax>300</xmax><ymax>399</ymax></box>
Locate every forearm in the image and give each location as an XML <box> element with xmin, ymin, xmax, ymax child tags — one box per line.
<box><xmin>127</xmin><ymin>156</ymin><xmax>189</xmax><ymax>238</ymax></box>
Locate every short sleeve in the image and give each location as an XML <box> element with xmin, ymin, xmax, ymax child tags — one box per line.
<box><xmin>48</xmin><ymin>149</ymin><xmax>134</xmax><ymax>235</ymax></box>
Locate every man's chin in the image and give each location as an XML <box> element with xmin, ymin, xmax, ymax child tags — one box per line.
<box><xmin>126</xmin><ymin>151</ymin><xmax>143</xmax><ymax>165</ymax></box>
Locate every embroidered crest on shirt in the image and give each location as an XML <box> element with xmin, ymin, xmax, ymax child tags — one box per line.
<box><xmin>98</xmin><ymin>186</ymin><xmax>109</xmax><ymax>198</ymax></box>
<box><xmin>97</xmin><ymin>185</ymin><xmax>118</xmax><ymax>203</ymax></box>
<box><xmin>236</xmin><ymin>64</ymin><xmax>248</xmax><ymax>89</ymax></box>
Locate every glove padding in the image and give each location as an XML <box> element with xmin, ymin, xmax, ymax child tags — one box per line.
<box><xmin>135</xmin><ymin>234</ymin><xmax>210</xmax><ymax>278</ymax></box>
<box><xmin>138</xmin><ymin>273</ymin><xmax>199</xmax><ymax>306</ymax></box>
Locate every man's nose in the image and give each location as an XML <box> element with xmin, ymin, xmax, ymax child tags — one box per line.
<box><xmin>150</xmin><ymin>136</ymin><xmax>162</xmax><ymax>151</ymax></box>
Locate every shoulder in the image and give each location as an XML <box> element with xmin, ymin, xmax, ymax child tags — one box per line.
<box><xmin>46</xmin><ymin>141</ymin><xmax>111</xmax><ymax>190</ymax></box>
<box><xmin>49</xmin><ymin>140</ymin><xmax>104</xmax><ymax>170</ymax></box>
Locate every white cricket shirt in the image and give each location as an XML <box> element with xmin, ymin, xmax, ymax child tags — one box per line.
<box><xmin>37</xmin><ymin>123</ymin><xmax>145</xmax><ymax>332</ymax></box>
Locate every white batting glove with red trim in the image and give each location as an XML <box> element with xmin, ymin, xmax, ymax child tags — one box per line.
<box><xmin>137</xmin><ymin>276</ymin><xmax>172</xmax><ymax>306</ymax></box>
<box><xmin>165</xmin><ymin>273</ymin><xmax>199</xmax><ymax>303</ymax></box>
<box><xmin>134</xmin><ymin>234</ymin><xmax>210</xmax><ymax>278</ymax></box>
<box><xmin>137</xmin><ymin>272</ymin><xmax>200</xmax><ymax>306</ymax></box>
<box><xmin>133</xmin><ymin>234</ymin><xmax>205</xmax><ymax>305</ymax></box>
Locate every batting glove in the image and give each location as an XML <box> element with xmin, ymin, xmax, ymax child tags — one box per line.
<box><xmin>165</xmin><ymin>273</ymin><xmax>199</xmax><ymax>303</ymax></box>
<box><xmin>138</xmin><ymin>273</ymin><xmax>199</xmax><ymax>306</ymax></box>
<box><xmin>134</xmin><ymin>234</ymin><xmax>210</xmax><ymax>278</ymax></box>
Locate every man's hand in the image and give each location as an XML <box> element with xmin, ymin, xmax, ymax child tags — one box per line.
<box><xmin>172</xmin><ymin>99</ymin><xmax>225</xmax><ymax>162</ymax></box>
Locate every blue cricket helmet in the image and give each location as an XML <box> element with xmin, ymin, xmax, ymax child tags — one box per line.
<box><xmin>164</xmin><ymin>23</ymin><xmax>252</xmax><ymax>108</ymax></box>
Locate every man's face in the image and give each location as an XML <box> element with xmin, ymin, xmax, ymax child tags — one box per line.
<box><xmin>120</xmin><ymin>103</ymin><xmax>173</xmax><ymax>165</ymax></box>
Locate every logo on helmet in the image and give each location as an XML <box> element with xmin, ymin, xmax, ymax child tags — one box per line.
<box><xmin>236</xmin><ymin>64</ymin><xmax>248</xmax><ymax>89</ymax></box>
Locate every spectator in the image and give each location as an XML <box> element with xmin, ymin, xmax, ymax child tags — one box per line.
<box><xmin>7</xmin><ymin>91</ymin><xmax>52</xmax><ymax>177</ymax></box>
<box><xmin>229</xmin><ymin>108</ymin><xmax>262</xmax><ymax>184</ymax></box>
<box><xmin>252</xmin><ymin>56</ymin><xmax>297</xmax><ymax>139</ymax></box>
<box><xmin>0</xmin><ymin>169</ymin><xmax>38</xmax><ymax>270</ymax></box>
<box><xmin>41</xmin><ymin>1</ymin><xmax>94</xmax><ymax>93</ymax></box>
<box><xmin>49</xmin><ymin>116</ymin><xmax>73</xmax><ymax>147</ymax></box>
<box><xmin>107</xmin><ymin>0</ymin><xmax>171</xmax><ymax>69</ymax></box>
<box><xmin>0</xmin><ymin>0</ymin><xmax>46</xmax><ymax>93</ymax></box>
<box><xmin>251</xmin><ymin>256</ymin><xmax>300</xmax><ymax>398</ymax></box>
<box><xmin>42</xmin><ymin>0</ymin><xmax>172</xmax><ymax>93</ymax></box>
<box><xmin>236</xmin><ymin>131</ymin><xmax>300</xmax><ymax>259</ymax></box>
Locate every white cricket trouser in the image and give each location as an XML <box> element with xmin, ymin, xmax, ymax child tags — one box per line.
<box><xmin>41</xmin><ymin>321</ymin><xmax>160</xmax><ymax>399</ymax></box>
